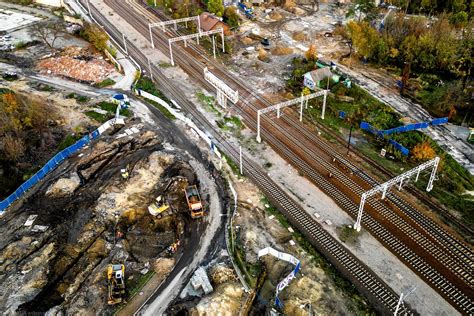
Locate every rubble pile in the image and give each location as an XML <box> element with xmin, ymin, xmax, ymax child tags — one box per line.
<box><xmin>37</xmin><ymin>46</ymin><xmax>115</xmax><ymax>83</ymax></box>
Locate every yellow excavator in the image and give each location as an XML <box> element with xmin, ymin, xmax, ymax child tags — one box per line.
<box><xmin>107</xmin><ymin>264</ymin><xmax>125</xmax><ymax>305</ymax></box>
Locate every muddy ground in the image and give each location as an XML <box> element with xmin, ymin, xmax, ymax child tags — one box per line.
<box><xmin>0</xmin><ymin>113</ymin><xmax>225</xmax><ymax>314</ymax></box>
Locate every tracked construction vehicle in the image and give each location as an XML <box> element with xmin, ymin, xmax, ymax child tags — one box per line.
<box><xmin>107</xmin><ymin>264</ymin><xmax>125</xmax><ymax>305</ymax></box>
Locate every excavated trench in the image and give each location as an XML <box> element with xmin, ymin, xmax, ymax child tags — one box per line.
<box><xmin>15</xmin><ymin>134</ymin><xmax>165</xmax><ymax>313</ymax></box>
<box><xmin>0</xmin><ymin>116</ymin><xmax>227</xmax><ymax>314</ymax></box>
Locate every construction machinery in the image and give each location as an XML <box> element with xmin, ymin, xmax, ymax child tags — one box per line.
<box><xmin>121</xmin><ymin>164</ymin><xmax>130</xmax><ymax>180</ymax></box>
<box><xmin>185</xmin><ymin>185</ymin><xmax>204</xmax><ymax>219</ymax></box>
<box><xmin>107</xmin><ymin>264</ymin><xmax>125</xmax><ymax>305</ymax></box>
<box><xmin>148</xmin><ymin>195</ymin><xmax>171</xmax><ymax>218</ymax></box>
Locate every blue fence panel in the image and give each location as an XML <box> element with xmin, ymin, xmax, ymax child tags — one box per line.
<box><xmin>389</xmin><ymin>139</ymin><xmax>410</xmax><ymax>156</ymax></box>
<box><xmin>360</xmin><ymin>121</ymin><xmax>370</xmax><ymax>130</ymax></box>
<box><xmin>0</xmin><ymin>124</ymin><xmax>107</xmax><ymax>212</ymax></box>
<box><xmin>431</xmin><ymin>117</ymin><xmax>448</xmax><ymax>125</ymax></box>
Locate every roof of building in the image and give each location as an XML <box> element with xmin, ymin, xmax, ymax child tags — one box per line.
<box><xmin>199</xmin><ymin>12</ymin><xmax>222</xmax><ymax>31</ymax></box>
<box><xmin>305</xmin><ymin>67</ymin><xmax>332</xmax><ymax>82</ymax></box>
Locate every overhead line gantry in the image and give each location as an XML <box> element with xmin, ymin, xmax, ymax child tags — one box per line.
<box><xmin>256</xmin><ymin>90</ymin><xmax>328</xmax><ymax>143</ymax></box>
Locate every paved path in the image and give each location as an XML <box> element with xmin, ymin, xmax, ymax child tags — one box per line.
<box><xmin>337</xmin><ymin>63</ymin><xmax>473</xmax><ymax>174</ymax></box>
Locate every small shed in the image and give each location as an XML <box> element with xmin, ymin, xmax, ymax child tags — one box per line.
<box><xmin>199</xmin><ymin>12</ymin><xmax>231</xmax><ymax>35</ymax></box>
<box><xmin>303</xmin><ymin>67</ymin><xmax>332</xmax><ymax>90</ymax></box>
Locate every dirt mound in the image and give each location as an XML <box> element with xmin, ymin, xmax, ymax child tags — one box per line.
<box><xmin>271</xmin><ymin>47</ymin><xmax>294</xmax><ymax>56</ymax></box>
<box><xmin>191</xmin><ymin>283</ymin><xmax>244</xmax><ymax>315</ymax></box>
<box><xmin>258</xmin><ymin>48</ymin><xmax>269</xmax><ymax>62</ymax></box>
<box><xmin>282</xmin><ymin>0</ymin><xmax>296</xmax><ymax>9</ymax></box>
<box><xmin>241</xmin><ymin>37</ymin><xmax>254</xmax><ymax>45</ymax></box>
<box><xmin>270</xmin><ymin>11</ymin><xmax>283</xmax><ymax>20</ymax></box>
<box><xmin>210</xmin><ymin>264</ymin><xmax>236</xmax><ymax>285</ymax></box>
<box><xmin>292</xmin><ymin>31</ymin><xmax>308</xmax><ymax>42</ymax></box>
<box><xmin>154</xmin><ymin>257</ymin><xmax>175</xmax><ymax>275</ymax></box>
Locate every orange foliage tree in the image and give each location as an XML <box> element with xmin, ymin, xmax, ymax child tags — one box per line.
<box><xmin>411</xmin><ymin>140</ymin><xmax>436</xmax><ymax>161</ymax></box>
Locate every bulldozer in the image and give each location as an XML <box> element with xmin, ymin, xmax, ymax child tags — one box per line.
<box><xmin>107</xmin><ymin>264</ymin><xmax>126</xmax><ymax>305</ymax></box>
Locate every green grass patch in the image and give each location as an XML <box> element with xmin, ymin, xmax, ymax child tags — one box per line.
<box><xmin>135</xmin><ymin>76</ymin><xmax>170</xmax><ymax>102</ymax></box>
<box><xmin>36</xmin><ymin>84</ymin><xmax>55</xmax><ymax>92</ymax></box>
<box><xmin>66</xmin><ymin>93</ymin><xmax>89</xmax><ymax>103</ymax></box>
<box><xmin>260</xmin><ymin>196</ymin><xmax>374</xmax><ymax>315</ymax></box>
<box><xmin>158</xmin><ymin>61</ymin><xmax>173</xmax><ymax>68</ymax></box>
<box><xmin>94</xmin><ymin>78</ymin><xmax>116</xmax><ymax>88</ymax></box>
<box><xmin>57</xmin><ymin>133</ymin><xmax>82</xmax><ymax>151</ymax></box>
<box><xmin>196</xmin><ymin>91</ymin><xmax>221</xmax><ymax>116</ymax></box>
<box><xmin>14</xmin><ymin>41</ymin><xmax>27</xmax><ymax>49</ymax></box>
<box><xmin>338</xmin><ymin>225</ymin><xmax>361</xmax><ymax>245</ymax></box>
<box><xmin>134</xmin><ymin>76</ymin><xmax>176</xmax><ymax>120</ymax></box>
<box><xmin>85</xmin><ymin>111</ymin><xmax>108</xmax><ymax>123</ymax></box>
<box><xmin>85</xmin><ymin>101</ymin><xmax>132</xmax><ymax>123</ymax></box>
<box><xmin>147</xmin><ymin>99</ymin><xmax>176</xmax><ymax>120</ymax></box>
<box><xmin>216</xmin><ymin>116</ymin><xmax>243</xmax><ymax>134</ymax></box>
<box><xmin>128</xmin><ymin>270</ymin><xmax>155</xmax><ymax>298</ymax></box>
<box><xmin>222</xmin><ymin>152</ymin><xmax>240</xmax><ymax>175</ymax></box>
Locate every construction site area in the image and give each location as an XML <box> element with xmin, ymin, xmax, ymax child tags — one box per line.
<box><xmin>0</xmin><ymin>0</ymin><xmax>472</xmax><ymax>315</ymax></box>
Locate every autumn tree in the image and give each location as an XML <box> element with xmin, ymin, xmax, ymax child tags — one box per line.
<box><xmin>29</xmin><ymin>21</ymin><xmax>67</xmax><ymax>51</ymax></box>
<box><xmin>411</xmin><ymin>140</ymin><xmax>436</xmax><ymax>161</ymax></box>
<box><xmin>305</xmin><ymin>44</ymin><xmax>317</xmax><ymax>62</ymax></box>
<box><xmin>207</xmin><ymin>0</ymin><xmax>224</xmax><ymax>17</ymax></box>
<box><xmin>2</xmin><ymin>134</ymin><xmax>25</xmax><ymax>161</ymax></box>
<box><xmin>80</xmin><ymin>22</ymin><xmax>109</xmax><ymax>52</ymax></box>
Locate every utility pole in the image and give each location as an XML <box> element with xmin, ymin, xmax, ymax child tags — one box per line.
<box><xmin>149</xmin><ymin>24</ymin><xmax>154</xmax><ymax>49</ymax></box>
<box><xmin>86</xmin><ymin>0</ymin><xmax>91</xmax><ymax>16</ymax></box>
<box><xmin>147</xmin><ymin>58</ymin><xmax>153</xmax><ymax>81</ymax></box>
<box><xmin>394</xmin><ymin>286</ymin><xmax>417</xmax><ymax>315</ymax></box>
<box><xmin>122</xmin><ymin>33</ymin><xmax>127</xmax><ymax>55</ymax></box>
<box><xmin>239</xmin><ymin>146</ymin><xmax>243</xmax><ymax>175</ymax></box>
<box><xmin>347</xmin><ymin>124</ymin><xmax>353</xmax><ymax>155</ymax></box>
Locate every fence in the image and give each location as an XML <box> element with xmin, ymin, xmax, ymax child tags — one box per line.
<box><xmin>0</xmin><ymin>118</ymin><xmax>120</xmax><ymax>214</ymax></box>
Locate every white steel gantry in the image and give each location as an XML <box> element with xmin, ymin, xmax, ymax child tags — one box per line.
<box><xmin>148</xmin><ymin>16</ymin><xmax>201</xmax><ymax>48</ymax></box>
<box><xmin>203</xmin><ymin>67</ymin><xmax>238</xmax><ymax>108</ymax></box>
<box><xmin>256</xmin><ymin>90</ymin><xmax>327</xmax><ymax>143</ymax></box>
<box><xmin>354</xmin><ymin>157</ymin><xmax>440</xmax><ymax>232</ymax></box>
<box><xmin>168</xmin><ymin>28</ymin><xmax>225</xmax><ymax>66</ymax></box>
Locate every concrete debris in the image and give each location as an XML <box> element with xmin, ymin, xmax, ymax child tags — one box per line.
<box><xmin>191</xmin><ymin>267</ymin><xmax>213</xmax><ymax>295</ymax></box>
<box><xmin>45</xmin><ymin>172</ymin><xmax>81</xmax><ymax>197</ymax></box>
<box><xmin>31</xmin><ymin>225</ymin><xmax>49</xmax><ymax>233</ymax></box>
<box><xmin>24</xmin><ymin>215</ymin><xmax>38</xmax><ymax>227</ymax></box>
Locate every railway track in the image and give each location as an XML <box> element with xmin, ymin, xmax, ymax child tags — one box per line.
<box><xmin>74</xmin><ymin>1</ymin><xmax>418</xmax><ymax>314</ymax></box>
<box><xmin>114</xmin><ymin>3</ymin><xmax>474</xmax><ymax>313</ymax></box>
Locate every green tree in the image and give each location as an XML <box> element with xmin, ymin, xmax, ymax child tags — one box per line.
<box><xmin>207</xmin><ymin>0</ymin><xmax>224</xmax><ymax>17</ymax></box>
<box><xmin>346</xmin><ymin>0</ymin><xmax>376</xmax><ymax>22</ymax></box>
<box><xmin>80</xmin><ymin>22</ymin><xmax>109</xmax><ymax>52</ymax></box>
<box><xmin>28</xmin><ymin>21</ymin><xmax>67</xmax><ymax>51</ymax></box>
<box><xmin>223</xmin><ymin>6</ymin><xmax>239</xmax><ymax>28</ymax></box>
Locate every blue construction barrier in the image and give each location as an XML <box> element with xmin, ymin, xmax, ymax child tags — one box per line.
<box><xmin>0</xmin><ymin>124</ymin><xmax>108</xmax><ymax>214</ymax></box>
<box><xmin>360</xmin><ymin>117</ymin><xmax>447</xmax><ymax>156</ymax></box>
